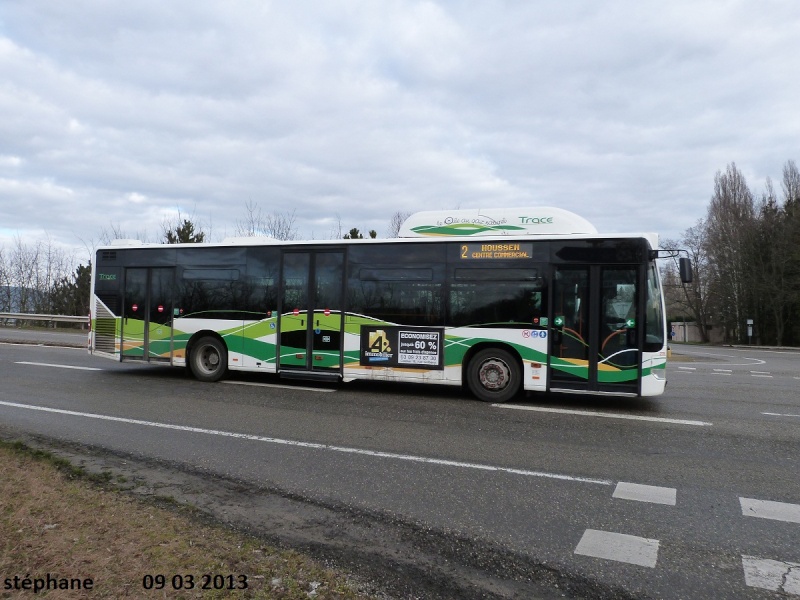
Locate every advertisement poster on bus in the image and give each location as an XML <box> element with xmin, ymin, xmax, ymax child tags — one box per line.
<box><xmin>359</xmin><ymin>326</ymin><xmax>444</xmax><ymax>369</ymax></box>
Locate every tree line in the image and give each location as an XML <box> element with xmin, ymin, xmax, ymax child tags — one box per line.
<box><xmin>8</xmin><ymin>165</ymin><xmax>800</xmax><ymax>349</ymax></box>
<box><xmin>0</xmin><ymin>210</ymin><xmax>410</xmax><ymax>323</ymax></box>
<box><xmin>663</xmin><ymin>160</ymin><xmax>800</xmax><ymax>346</ymax></box>
<box><xmin>0</xmin><ymin>237</ymin><xmax>90</xmax><ymax>319</ymax></box>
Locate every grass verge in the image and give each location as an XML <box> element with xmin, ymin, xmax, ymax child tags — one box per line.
<box><xmin>0</xmin><ymin>440</ymin><xmax>373</xmax><ymax>599</ymax></box>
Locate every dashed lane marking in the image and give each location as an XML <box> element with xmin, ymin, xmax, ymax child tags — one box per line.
<box><xmin>0</xmin><ymin>400</ymin><xmax>613</xmax><ymax>486</ymax></box>
<box><xmin>740</xmin><ymin>497</ymin><xmax>800</xmax><ymax>524</ymax></box>
<box><xmin>574</xmin><ymin>529</ymin><xmax>659</xmax><ymax>568</ymax></box>
<box><xmin>750</xmin><ymin>371</ymin><xmax>773</xmax><ymax>378</ymax></box>
<box><xmin>492</xmin><ymin>404</ymin><xmax>712</xmax><ymax>427</ymax></box>
<box><xmin>742</xmin><ymin>556</ymin><xmax>800</xmax><ymax>595</ymax></box>
<box><xmin>763</xmin><ymin>412</ymin><xmax>800</xmax><ymax>418</ymax></box>
<box><xmin>674</xmin><ymin>367</ymin><xmax>784</xmax><ymax>379</ymax></box>
<box><xmin>613</xmin><ymin>482</ymin><xmax>677</xmax><ymax>506</ymax></box>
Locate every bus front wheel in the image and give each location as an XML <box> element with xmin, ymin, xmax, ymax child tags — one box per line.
<box><xmin>467</xmin><ymin>348</ymin><xmax>521</xmax><ymax>403</ymax></box>
<box><xmin>189</xmin><ymin>336</ymin><xmax>227</xmax><ymax>382</ymax></box>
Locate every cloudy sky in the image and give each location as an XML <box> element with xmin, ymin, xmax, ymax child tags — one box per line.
<box><xmin>1</xmin><ymin>1</ymin><xmax>798</xmax><ymax>261</ymax></box>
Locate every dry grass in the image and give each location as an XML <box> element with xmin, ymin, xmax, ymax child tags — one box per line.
<box><xmin>0</xmin><ymin>441</ymin><xmax>372</xmax><ymax>599</ymax></box>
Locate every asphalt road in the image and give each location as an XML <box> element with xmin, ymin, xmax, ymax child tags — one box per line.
<box><xmin>0</xmin><ymin>335</ymin><xmax>798</xmax><ymax>599</ymax></box>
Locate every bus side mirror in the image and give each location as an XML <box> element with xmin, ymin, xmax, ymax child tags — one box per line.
<box><xmin>679</xmin><ymin>257</ymin><xmax>693</xmax><ymax>284</ymax></box>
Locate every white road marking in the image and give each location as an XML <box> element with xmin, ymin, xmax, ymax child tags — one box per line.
<box><xmin>613</xmin><ymin>482</ymin><xmax>677</xmax><ymax>506</ymax></box>
<box><xmin>223</xmin><ymin>380</ymin><xmax>335</xmax><ymax>393</ymax></box>
<box><xmin>0</xmin><ymin>400</ymin><xmax>612</xmax><ymax>486</ymax></box>
<box><xmin>742</xmin><ymin>556</ymin><xmax>800</xmax><ymax>594</ymax></box>
<box><xmin>750</xmin><ymin>371</ymin><xmax>773</xmax><ymax>378</ymax></box>
<box><xmin>713</xmin><ymin>369</ymin><xmax>732</xmax><ymax>373</ymax></box>
<box><xmin>574</xmin><ymin>529</ymin><xmax>659</xmax><ymax>568</ymax></box>
<box><xmin>740</xmin><ymin>498</ymin><xmax>800</xmax><ymax>524</ymax></box>
<box><xmin>763</xmin><ymin>412</ymin><xmax>800</xmax><ymax>418</ymax></box>
<box><xmin>15</xmin><ymin>361</ymin><xmax>102</xmax><ymax>371</ymax></box>
<box><xmin>678</xmin><ymin>366</ymin><xmax>696</xmax><ymax>370</ymax></box>
<box><xmin>492</xmin><ymin>404</ymin><xmax>712</xmax><ymax>427</ymax></box>
<box><xmin>671</xmin><ymin>351</ymin><xmax>766</xmax><ymax>367</ymax></box>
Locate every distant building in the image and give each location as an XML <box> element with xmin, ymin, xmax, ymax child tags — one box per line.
<box><xmin>669</xmin><ymin>321</ymin><xmax>724</xmax><ymax>344</ymax></box>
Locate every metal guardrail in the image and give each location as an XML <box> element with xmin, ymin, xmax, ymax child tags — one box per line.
<box><xmin>0</xmin><ymin>312</ymin><xmax>89</xmax><ymax>325</ymax></box>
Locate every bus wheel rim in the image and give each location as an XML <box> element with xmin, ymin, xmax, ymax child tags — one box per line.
<box><xmin>201</xmin><ymin>346</ymin><xmax>219</xmax><ymax>371</ymax></box>
<box><xmin>478</xmin><ymin>358</ymin><xmax>509</xmax><ymax>390</ymax></box>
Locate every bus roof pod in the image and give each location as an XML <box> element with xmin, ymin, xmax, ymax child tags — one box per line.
<box><xmin>398</xmin><ymin>207</ymin><xmax>599</xmax><ymax>237</ymax></box>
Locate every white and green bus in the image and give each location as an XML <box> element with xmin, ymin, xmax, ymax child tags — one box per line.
<box><xmin>90</xmin><ymin>207</ymin><xmax>683</xmax><ymax>402</ymax></box>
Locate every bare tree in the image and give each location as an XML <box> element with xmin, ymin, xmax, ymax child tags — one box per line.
<box><xmin>235</xmin><ymin>201</ymin><xmax>298</xmax><ymax>240</ymax></box>
<box><xmin>782</xmin><ymin>159</ymin><xmax>800</xmax><ymax>204</ymax></box>
<box><xmin>704</xmin><ymin>163</ymin><xmax>756</xmax><ymax>342</ymax></box>
<box><xmin>0</xmin><ymin>236</ymin><xmax>71</xmax><ymax>317</ymax></box>
<box><xmin>10</xmin><ymin>236</ymin><xmax>39</xmax><ymax>314</ymax></box>
<box><xmin>387</xmin><ymin>211</ymin><xmax>411</xmax><ymax>237</ymax></box>
<box><xmin>328</xmin><ymin>213</ymin><xmax>344</xmax><ymax>240</ymax></box>
<box><xmin>97</xmin><ymin>221</ymin><xmax>152</xmax><ymax>245</ymax></box>
<box><xmin>0</xmin><ymin>246</ymin><xmax>10</xmax><ymax>315</ymax></box>
<box><xmin>663</xmin><ymin>220</ymin><xmax>714</xmax><ymax>342</ymax></box>
<box><xmin>35</xmin><ymin>236</ymin><xmax>74</xmax><ymax>312</ymax></box>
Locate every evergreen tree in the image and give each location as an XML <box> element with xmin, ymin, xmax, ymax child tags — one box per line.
<box><xmin>343</xmin><ymin>228</ymin><xmax>377</xmax><ymax>239</ymax></box>
<box><xmin>50</xmin><ymin>264</ymin><xmax>91</xmax><ymax>316</ymax></box>
<box><xmin>165</xmin><ymin>219</ymin><xmax>205</xmax><ymax>244</ymax></box>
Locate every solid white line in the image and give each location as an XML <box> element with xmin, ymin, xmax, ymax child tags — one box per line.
<box><xmin>740</xmin><ymin>497</ymin><xmax>800</xmax><ymax>524</ymax></box>
<box><xmin>15</xmin><ymin>361</ymin><xmax>102</xmax><ymax>371</ymax></box>
<box><xmin>0</xmin><ymin>400</ymin><xmax>612</xmax><ymax>486</ymax></box>
<box><xmin>492</xmin><ymin>404</ymin><xmax>712</xmax><ymax>427</ymax></box>
<box><xmin>223</xmin><ymin>380</ymin><xmax>335</xmax><ymax>393</ymax></box>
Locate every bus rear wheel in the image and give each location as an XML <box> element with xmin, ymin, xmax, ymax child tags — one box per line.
<box><xmin>467</xmin><ymin>348</ymin><xmax>521</xmax><ymax>403</ymax></box>
<box><xmin>189</xmin><ymin>336</ymin><xmax>227</xmax><ymax>382</ymax></box>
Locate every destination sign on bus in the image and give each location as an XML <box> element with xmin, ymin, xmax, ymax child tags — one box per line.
<box><xmin>460</xmin><ymin>242</ymin><xmax>534</xmax><ymax>260</ymax></box>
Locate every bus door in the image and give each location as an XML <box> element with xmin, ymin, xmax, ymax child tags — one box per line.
<box><xmin>549</xmin><ymin>266</ymin><xmax>639</xmax><ymax>394</ymax></box>
<box><xmin>121</xmin><ymin>267</ymin><xmax>175</xmax><ymax>362</ymax></box>
<box><xmin>279</xmin><ymin>251</ymin><xmax>344</xmax><ymax>378</ymax></box>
